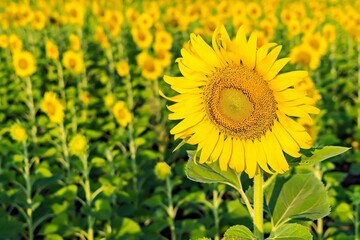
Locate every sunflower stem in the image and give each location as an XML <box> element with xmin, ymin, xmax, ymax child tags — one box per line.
<box><xmin>166</xmin><ymin>176</ymin><xmax>176</xmax><ymax>240</ymax></box>
<box><xmin>212</xmin><ymin>189</ymin><xmax>220</xmax><ymax>240</ymax></box>
<box><xmin>24</xmin><ymin>76</ymin><xmax>37</xmax><ymax>143</ymax></box>
<box><xmin>22</xmin><ymin>140</ymin><xmax>34</xmax><ymax>240</ymax></box>
<box><xmin>254</xmin><ymin>169</ymin><xmax>264</xmax><ymax>239</ymax></box>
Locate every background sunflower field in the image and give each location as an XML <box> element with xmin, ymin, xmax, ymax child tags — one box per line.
<box><xmin>0</xmin><ymin>0</ymin><xmax>360</xmax><ymax>239</ymax></box>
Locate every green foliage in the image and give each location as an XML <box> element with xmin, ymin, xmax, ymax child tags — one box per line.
<box><xmin>223</xmin><ymin>225</ymin><xmax>255</xmax><ymax>240</ymax></box>
<box><xmin>267</xmin><ymin>223</ymin><xmax>312</xmax><ymax>240</ymax></box>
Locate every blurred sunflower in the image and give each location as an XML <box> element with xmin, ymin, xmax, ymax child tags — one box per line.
<box><xmin>62</xmin><ymin>50</ymin><xmax>84</xmax><ymax>75</ymax></box>
<box><xmin>40</xmin><ymin>92</ymin><xmax>64</xmax><ymax>124</ymax></box>
<box><xmin>153</xmin><ymin>30</ymin><xmax>173</xmax><ymax>51</ymax></box>
<box><xmin>12</xmin><ymin>51</ymin><xmax>36</xmax><ymax>78</ymax></box>
<box><xmin>45</xmin><ymin>40</ymin><xmax>59</xmax><ymax>60</ymax></box>
<box><xmin>69</xmin><ymin>134</ymin><xmax>88</xmax><ymax>157</ymax></box>
<box><xmin>290</xmin><ymin>44</ymin><xmax>320</xmax><ymax>70</ymax></box>
<box><xmin>116</xmin><ymin>60</ymin><xmax>130</xmax><ymax>77</ymax></box>
<box><xmin>302</xmin><ymin>33</ymin><xmax>328</xmax><ymax>56</ymax></box>
<box><xmin>137</xmin><ymin>52</ymin><xmax>163</xmax><ymax>80</ymax></box>
<box><xmin>162</xmin><ymin>25</ymin><xmax>319</xmax><ymax>178</ymax></box>
<box><xmin>69</xmin><ymin>34</ymin><xmax>81</xmax><ymax>52</ymax></box>
<box><xmin>31</xmin><ymin>10</ymin><xmax>46</xmax><ymax>30</ymax></box>
<box><xmin>322</xmin><ymin>23</ymin><xmax>336</xmax><ymax>43</ymax></box>
<box><xmin>65</xmin><ymin>2</ymin><xmax>85</xmax><ymax>26</ymax></box>
<box><xmin>0</xmin><ymin>34</ymin><xmax>8</xmax><ymax>48</ymax></box>
<box><xmin>112</xmin><ymin>101</ymin><xmax>132</xmax><ymax>127</ymax></box>
<box><xmin>9</xmin><ymin>123</ymin><xmax>27</xmax><ymax>142</ymax></box>
<box><xmin>9</xmin><ymin>34</ymin><xmax>22</xmax><ymax>53</ymax></box>
<box><xmin>131</xmin><ymin>27</ymin><xmax>153</xmax><ymax>49</ymax></box>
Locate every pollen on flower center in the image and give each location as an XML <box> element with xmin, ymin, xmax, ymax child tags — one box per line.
<box><xmin>204</xmin><ymin>64</ymin><xmax>277</xmax><ymax>140</ymax></box>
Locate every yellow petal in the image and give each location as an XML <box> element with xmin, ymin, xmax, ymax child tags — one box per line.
<box><xmin>210</xmin><ymin>133</ymin><xmax>224</xmax><ymax>162</ymax></box>
<box><xmin>199</xmin><ymin>127</ymin><xmax>220</xmax><ymax>164</ymax></box>
<box><xmin>277</xmin><ymin>111</ymin><xmax>305</xmax><ymax>132</ymax></box>
<box><xmin>256</xmin><ymin>45</ymin><xmax>282</xmax><ymax>76</ymax></box>
<box><xmin>256</xmin><ymin>42</ymin><xmax>277</xmax><ymax>66</ymax></box>
<box><xmin>266</xmin><ymin>131</ymin><xmax>289</xmax><ymax>172</ymax></box>
<box><xmin>170</xmin><ymin>112</ymin><xmax>205</xmax><ymax>135</ymax></box>
<box><xmin>243</xmin><ymin>32</ymin><xmax>257</xmax><ymax>70</ymax></box>
<box><xmin>212</xmin><ymin>25</ymin><xmax>230</xmax><ymax>65</ymax></box>
<box><xmin>235</xmin><ymin>25</ymin><xmax>247</xmax><ymax>63</ymax></box>
<box><xmin>280</xmin><ymin>97</ymin><xmax>315</xmax><ymax>107</ymax></box>
<box><xmin>229</xmin><ymin>138</ymin><xmax>245</xmax><ymax>173</ymax></box>
<box><xmin>164</xmin><ymin>75</ymin><xmax>206</xmax><ymax>88</ymax></box>
<box><xmin>275</xmin><ymin>89</ymin><xmax>306</xmax><ymax>102</ymax></box>
<box><xmin>253</xmin><ymin>138</ymin><xmax>274</xmax><ymax>174</ymax></box>
<box><xmin>244</xmin><ymin>140</ymin><xmax>258</xmax><ymax>178</ymax></box>
<box><xmin>181</xmin><ymin>48</ymin><xmax>213</xmax><ymax>73</ymax></box>
<box><xmin>277</xmin><ymin>104</ymin><xmax>312</xmax><ymax>120</ymax></box>
<box><xmin>177</xmin><ymin>59</ymin><xmax>208</xmax><ymax>81</ymax></box>
<box><xmin>269</xmin><ymin>77</ymin><xmax>308</xmax><ymax>92</ymax></box>
<box><xmin>275</xmin><ymin>70</ymin><xmax>308</xmax><ymax>80</ymax></box>
<box><xmin>299</xmin><ymin>105</ymin><xmax>320</xmax><ymax>114</ymax></box>
<box><xmin>187</xmin><ymin>121</ymin><xmax>215</xmax><ymax>145</ymax></box>
<box><xmin>219</xmin><ymin>137</ymin><xmax>232</xmax><ymax>171</ymax></box>
<box><xmin>264</xmin><ymin>58</ymin><xmax>291</xmax><ymax>81</ymax></box>
<box><xmin>190</xmin><ymin>34</ymin><xmax>223</xmax><ymax>68</ymax></box>
<box><xmin>260</xmin><ymin>133</ymin><xmax>283</xmax><ymax>173</ymax></box>
<box><xmin>272</xmin><ymin>121</ymin><xmax>301</xmax><ymax>158</ymax></box>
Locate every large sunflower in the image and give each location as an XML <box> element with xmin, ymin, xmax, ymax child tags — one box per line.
<box><xmin>162</xmin><ymin>25</ymin><xmax>319</xmax><ymax>178</ymax></box>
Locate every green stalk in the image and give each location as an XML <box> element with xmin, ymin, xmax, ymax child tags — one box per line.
<box><xmin>24</xmin><ymin>76</ymin><xmax>37</xmax><ymax>143</ymax></box>
<box><xmin>125</xmin><ymin>75</ymin><xmax>138</xmax><ymax>207</ymax></box>
<box><xmin>166</xmin><ymin>177</ymin><xmax>176</xmax><ymax>240</ymax></box>
<box><xmin>81</xmin><ymin>154</ymin><xmax>94</xmax><ymax>240</ymax></box>
<box><xmin>23</xmin><ymin>141</ymin><xmax>34</xmax><ymax>240</ymax></box>
<box><xmin>254</xmin><ymin>170</ymin><xmax>264</xmax><ymax>239</ymax></box>
<box><xmin>212</xmin><ymin>190</ymin><xmax>220</xmax><ymax>240</ymax></box>
<box><xmin>59</xmin><ymin>123</ymin><xmax>70</xmax><ymax>178</ymax></box>
<box><xmin>56</xmin><ymin>59</ymin><xmax>66</xmax><ymax>102</ymax></box>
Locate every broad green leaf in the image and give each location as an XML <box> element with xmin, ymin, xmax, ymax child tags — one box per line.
<box><xmin>272</xmin><ymin>173</ymin><xmax>330</xmax><ymax>228</ymax></box>
<box><xmin>223</xmin><ymin>225</ymin><xmax>255</xmax><ymax>240</ymax></box>
<box><xmin>287</xmin><ymin>146</ymin><xmax>349</xmax><ymax>166</ymax></box>
<box><xmin>0</xmin><ymin>218</ymin><xmax>23</xmax><ymax>238</ymax></box>
<box><xmin>116</xmin><ymin>217</ymin><xmax>141</xmax><ymax>237</ymax></box>
<box><xmin>267</xmin><ymin>223</ymin><xmax>312</xmax><ymax>240</ymax></box>
<box><xmin>44</xmin><ymin>234</ymin><xmax>64</xmax><ymax>240</ymax></box>
<box><xmin>185</xmin><ymin>151</ymin><xmax>241</xmax><ymax>190</ymax></box>
<box><xmin>53</xmin><ymin>185</ymin><xmax>78</xmax><ymax>200</ymax></box>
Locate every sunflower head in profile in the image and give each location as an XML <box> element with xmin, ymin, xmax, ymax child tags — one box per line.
<box><xmin>162</xmin><ymin>25</ymin><xmax>319</xmax><ymax>178</ymax></box>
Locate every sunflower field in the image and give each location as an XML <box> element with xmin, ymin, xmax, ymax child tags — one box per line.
<box><xmin>1</xmin><ymin>0</ymin><xmax>360</xmax><ymax>239</ymax></box>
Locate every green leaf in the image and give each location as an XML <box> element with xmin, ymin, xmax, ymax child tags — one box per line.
<box><xmin>223</xmin><ymin>225</ymin><xmax>255</xmax><ymax>240</ymax></box>
<box><xmin>287</xmin><ymin>146</ymin><xmax>349</xmax><ymax>166</ymax></box>
<box><xmin>271</xmin><ymin>174</ymin><xmax>330</xmax><ymax>228</ymax></box>
<box><xmin>0</xmin><ymin>218</ymin><xmax>23</xmax><ymax>238</ymax></box>
<box><xmin>267</xmin><ymin>223</ymin><xmax>312</xmax><ymax>240</ymax></box>
<box><xmin>53</xmin><ymin>185</ymin><xmax>78</xmax><ymax>200</ymax></box>
<box><xmin>185</xmin><ymin>151</ymin><xmax>241</xmax><ymax>190</ymax></box>
<box><xmin>116</xmin><ymin>217</ymin><xmax>141</xmax><ymax>237</ymax></box>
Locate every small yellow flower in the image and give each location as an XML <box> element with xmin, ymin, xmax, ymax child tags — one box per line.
<box><xmin>153</xmin><ymin>30</ymin><xmax>173</xmax><ymax>51</ymax></box>
<box><xmin>10</xmin><ymin>123</ymin><xmax>27</xmax><ymax>142</ymax></box>
<box><xmin>94</xmin><ymin>26</ymin><xmax>110</xmax><ymax>49</ymax></box>
<box><xmin>136</xmin><ymin>52</ymin><xmax>163</xmax><ymax>80</ymax></box>
<box><xmin>40</xmin><ymin>92</ymin><xmax>64</xmax><ymax>124</ymax></box>
<box><xmin>154</xmin><ymin>162</ymin><xmax>171</xmax><ymax>180</ymax></box>
<box><xmin>116</xmin><ymin>60</ymin><xmax>130</xmax><ymax>77</ymax></box>
<box><xmin>69</xmin><ymin>34</ymin><xmax>81</xmax><ymax>52</ymax></box>
<box><xmin>31</xmin><ymin>10</ymin><xmax>46</xmax><ymax>30</ymax></box>
<box><xmin>290</xmin><ymin>44</ymin><xmax>320</xmax><ymax>70</ymax></box>
<box><xmin>69</xmin><ymin>134</ymin><xmax>88</xmax><ymax>157</ymax></box>
<box><xmin>80</xmin><ymin>92</ymin><xmax>90</xmax><ymax>105</ymax></box>
<box><xmin>0</xmin><ymin>34</ymin><xmax>8</xmax><ymax>48</ymax></box>
<box><xmin>9</xmin><ymin>34</ymin><xmax>23</xmax><ymax>53</ymax></box>
<box><xmin>112</xmin><ymin>101</ymin><xmax>132</xmax><ymax>127</ymax></box>
<box><xmin>131</xmin><ymin>27</ymin><xmax>153</xmax><ymax>49</ymax></box>
<box><xmin>65</xmin><ymin>2</ymin><xmax>85</xmax><ymax>26</ymax></box>
<box><xmin>12</xmin><ymin>51</ymin><xmax>36</xmax><ymax>78</ymax></box>
<box><xmin>104</xmin><ymin>94</ymin><xmax>115</xmax><ymax>109</ymax></box>
<box><xmin>62</xmin><ymin>50</ymin><xmax>84</xmax><ymax>75</ymax></box>
<box><xmin>45</xmin><ymin>40</ymin><xmax>59</xmax><ymax>60</ymax></box>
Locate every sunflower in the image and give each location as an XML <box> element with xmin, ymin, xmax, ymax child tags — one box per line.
<box><xmin>31</xmin><ymin>10</ymin><xmax>46</xmax><ymax>30</ymax></box>
<box><xmin>162</xmin><ymin>25</ymin><xmax>319</xmax><ymax>178</ymax></box>
<box><xmin>0</xmin><ymin>34</ymin><xmax>8</xmax><ymax>48</ymax></box>
<box><xmin>69</xmin><ymin>134</ymin><xmax>88</xmax><ymax>157</ymax></box>
<box><xmin>62</xmin><ymin>50</ymin><xmax>84</xmax><ymax>75</ymax></box>
<box><xmin>9</xmin><ymin>34</ymin><xmax>23</xmax><ymax>53</ymax></box>
<box><xmin>302</xmin><ymin>33</ymin><xmax>328</xmax><ymax>56</ymax></box>
<box><xmin>12</xmin><ymin>51</ymin><xmax>36</xmax><ymax>78</ymax></box>
<box><xmin>322</xmin><ymin>23</ymin><xmax>336</xmax><ymax>43</ymax></box>
<box><xmin>153</xmin><ymin>30</ymin><xmax>173</xmax><ymax>51</ymax></box>
<box><xmin>45</xmin><ymin>40</ymin><xmax>59</xmax><ymax>60</ymax></box>
<box><xmin>290</xmin><ymin>44</ymin><xmax>320</xmax><ymax>70</ymax></box>
<box><xmin>112</xmin><ymin>101</ymin><xmax>132</xmax><ymax>127</ymax></box>
<box><xmin>9</xmin><ymin>123</ymin><xmax>27</xmax><ymax>142</ymax></box>
<box><xmin>69</xmin><ymin>34</ymin><xmax>81</xmax><ymax>52</ymax></box>
<box><xmin>116</xmin><ymin>60</ymin><xmax>130</xmax><ymax>77</ymax></box>
<box><xmin>40</xmin><ymin>91</ymin><xmax>64</xmax><ymax>124</ymax></box>
<box><xmin>137</xmin><ymin>51</ymin><xmax>163</xmax><ymax>80</ymax></box>
<box><xmin>131</xmin><ymin>27</ymin><xmax>153</xmax><ymax>49</ymax></box>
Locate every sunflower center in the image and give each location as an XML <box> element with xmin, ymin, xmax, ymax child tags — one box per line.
<box><xmin>204</xmin><ymin>64</ymin><xmax>277</xmax><ymax>140</ymax></box>
<box><xmin>18</xmin><ymin>58</ymin><xmax>28</xmax><ymax>70</ymax></box>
